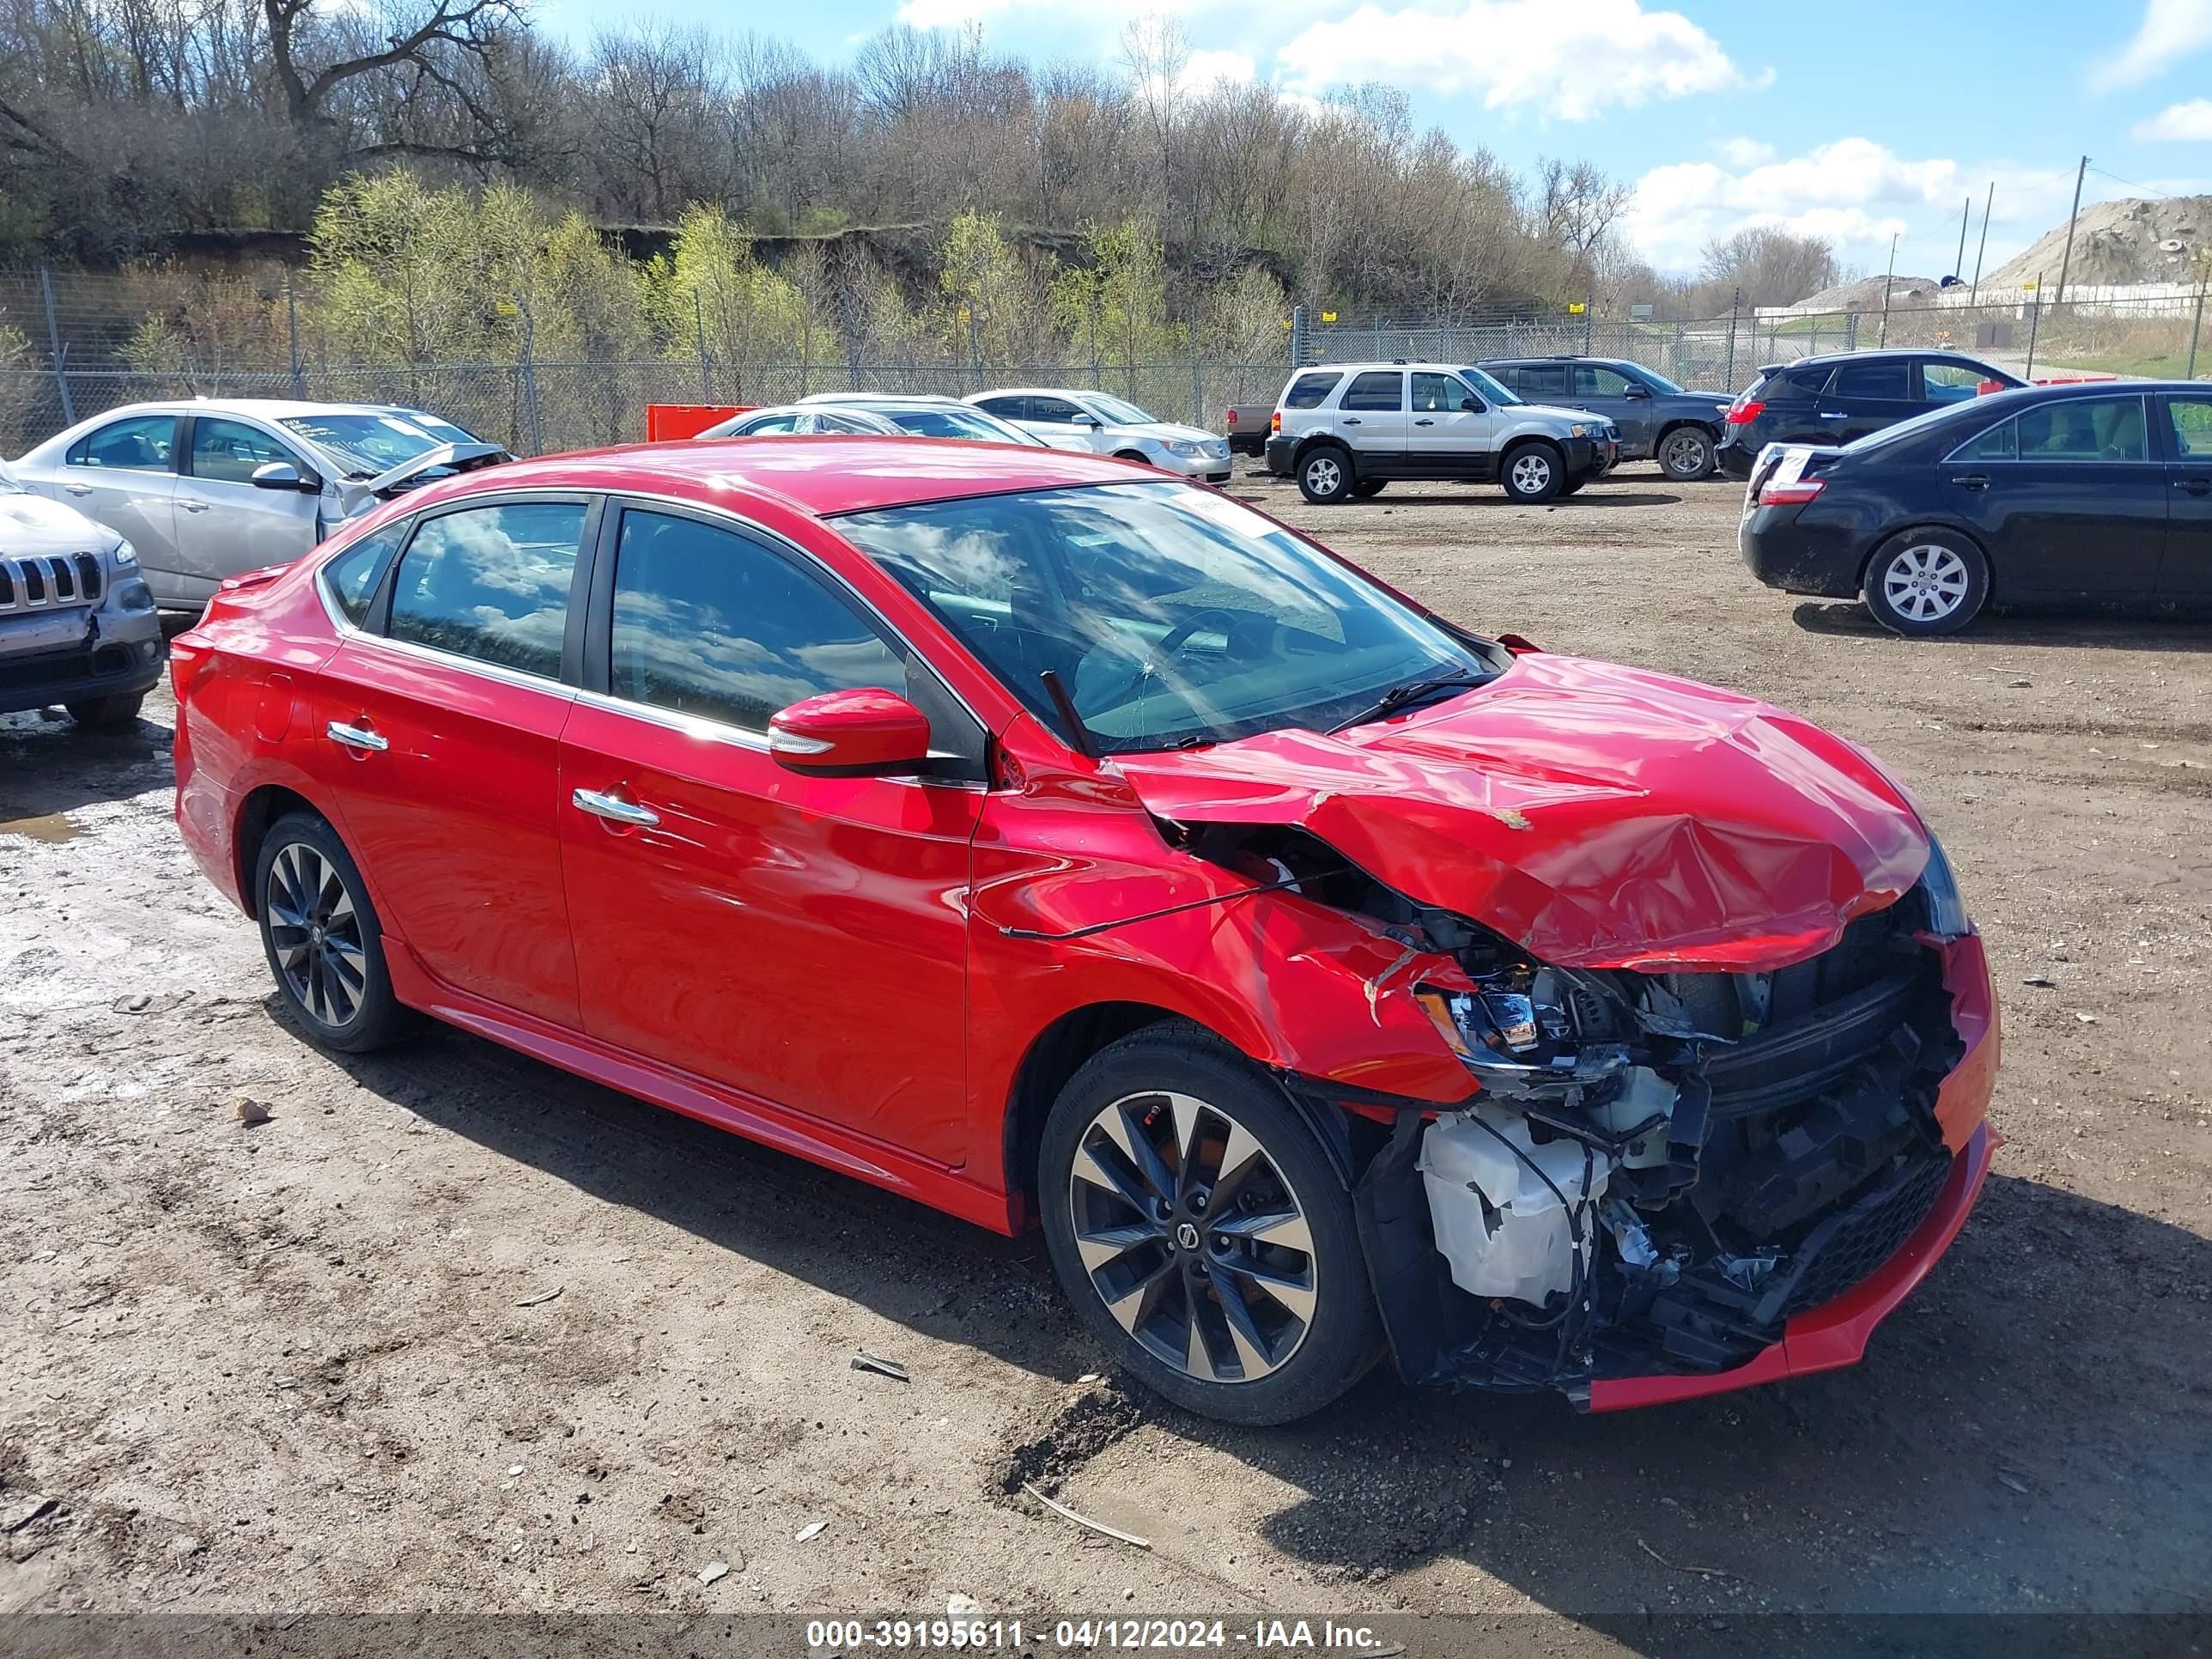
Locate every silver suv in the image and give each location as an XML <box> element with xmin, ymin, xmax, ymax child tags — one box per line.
<box><xmin>1264</xmin><ymin>362</ymin><xmax>1620</xmax><ymax>504</ymax></box>
<box><xmin>0</xmin><ymin>466</ymin><xmax>165</xmax><ymax>729</ymax></box>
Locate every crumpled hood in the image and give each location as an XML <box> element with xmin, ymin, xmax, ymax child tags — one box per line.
<box><xmin>0</xmin><ymin>490</ymin><xmax>113</xmax><ymax>556</ymax></box>
<box><xmin>1113</xmin><ymin>652</ymin><xmax>1931</xmax><ymax>973</ymax></box>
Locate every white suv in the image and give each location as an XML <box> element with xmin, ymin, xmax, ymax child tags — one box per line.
<box><xmin>1263</xmin><ymin>363</ymin><xmax>1620</xmax><ymax>504</ymax></box>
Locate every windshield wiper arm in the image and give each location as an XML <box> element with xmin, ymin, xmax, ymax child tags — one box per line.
<box><xmin>1327</xmin><ymin>672</ymin><xmax>1492</xmax><ymax>735</ymax></box>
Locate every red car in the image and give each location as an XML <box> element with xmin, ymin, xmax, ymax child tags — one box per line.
<box><xmin>170</xmin><ymin>440</ymin><xmax>1998</xmax><ymax>1425</ymax></box>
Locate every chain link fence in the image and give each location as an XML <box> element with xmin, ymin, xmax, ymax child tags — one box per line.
<box><xmin>0</xmin><ymin>264</ymin><xmax>2203</xmax><ymax>459</ymax></box>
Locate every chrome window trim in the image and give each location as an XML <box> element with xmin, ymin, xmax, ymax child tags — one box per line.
<box><xmin>344</xmin><ymin>626</ymin><xmax>579</xmax><ymax>698</ymax></box>
<box><xmin>1940</xmin><ymin>392</ymin><xmax>2152</xmax><ymax>466</ymax></box>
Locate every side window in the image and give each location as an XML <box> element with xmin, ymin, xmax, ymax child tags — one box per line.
<box><xmin>1411</xmin><ymin>373</ymin><xmax>1469</xmax><ymax>412</ymax></box>
<box><xmin>739</xmin><ymin>413</ymin><xmax>800</xmax><ymax>435</ymax></box>
<box><xmin>1340</xmin><ymin>371</ymin><xmax>1404</xmax><ymax>412</ymax></box>
<box><xmin>191</xmin><ymin>417</ymin><xmax>301</xmax><ymax>484</ymax></box>
<box><xmin>1921</xmin><ymin>363</ymin><xmax>1990</xmax><ymax>404</ymax></box>
<box><xmin>1029</xmin><ymin>397</ymin><xmax>1084</xmax><ymax>423</ymax></box>
<box><xmin>1519</xmin><ymin>365</ymin><xmax>1570</xmax><ymax>399</ymax></box>
<box><xmin>1573</xmin><ymin>365</ymin><xmax>1634</xmax><ymax>397</ymax></box>
<box><xmin>608</xmin><ymin>510</ymin><xmax>905</xmax><ymax>732</ymax></box>
<box><xmin>1784</xmin><ymin>367</ymin><xmax>1832</xmax><ymax>395</ymax></box>
<box><xmin>386</xmin><ymin>500</ymin><xmax>586</xmax><ymax>679</ymax></box>
<box><xmin>65</xmin><ymin>414</ymin><xmax>177</xmax><ymax>472</ymax></box>
<box><xmin>1283</xmin><ymin>372</ymin><xmax>1341</xmax><ymax>410</ymax></box>
<box><xmin>2015</xmin><ymin>396</ymin><xmax>2147</xmax><ymax>462</ymax></box>
<box><xmin>1951</xmin><ymin>418</ymin><xmax>2017</xmax><ymax>462</ymax></box>
<box><xmin>2166</xmin><ymin>397</ymin><xmax>2212</xmax><ymax>458</ymax></box>
<box><xmin>1832</xmin><ymin>362</ymin><xmax>1911</xmax><ymax>400</ymax></box>
<box><xmin>975</xmin><ymin>396</ymin><xmax>1029</xmax><ymax>420</ymax></box>
<box><xmin>1484</xmin><ymin>367</ymin><xmax>1522</xmax><ymax>393</ymax></box>
<box><xmin>320</xmin><ymin>521</ymin><xmax>408</xmax><ymax>627</ymax></box>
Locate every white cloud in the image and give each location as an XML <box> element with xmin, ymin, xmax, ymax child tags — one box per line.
<box><xmin>2092</xmin><ymin>0</ymin><xmax>2212</xmax><ymax>90</ymax></box>
<box><xmin>1275</xmin><ymin>0</ymin><xmax>1759</xmax><ymax>118</ymax></box>
<box><xmin>2135</xmin><ymin>97</ymin><xmax>2212</xmax><ymax>140</ymax></box>
<box><xmin>1180</xmin><ymin>47</ymin><xmax>1257</xmax><ymax>90</ymax></box>
<box><xmin>1716</xmin><ymin>137</ymin><xmax>1777</xmax><ymax>167</ymax></box>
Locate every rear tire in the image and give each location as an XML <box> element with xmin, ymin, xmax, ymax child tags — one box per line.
<box><xmin>1657</xmin><ymin>425</ymin><xmax>1717</xmax><ymax>481</ymax></box>
<box><xmin>1862</xmin><ymin>529</ymin><xmax>1989</xmax><ymax>636</ymax></box>
<box><xmin>1037</xmin><ymin>1023</ymin><xmax>1382</xmax><ymax>1425</ymax></box>
<box><xmin>1499</xmin><ymin>441</ymin><xmax>1564</xmax><ymax>503</ymax></box>
<box><xmin>1556</xmin><ymin>477</ymin><xmax>1586</xmax><ymax>497</ymax></box>
<box><xmin>253</xmin><ymin>811</ymin><xmax>411</xmax><ymax>1053</ymax></box>
<box><xmin>65</xmin><ymin>693</ymin><xmax>144</xmax><ymax>730</ymax></box>
<box><xmin>1297</xmin><ymin>446</ymin><xmax>1355</xmax><ymax>505</ymax></box>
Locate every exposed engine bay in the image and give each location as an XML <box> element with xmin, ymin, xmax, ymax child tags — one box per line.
<box><xmin>1182</xmin><ymin>820</ymin><xmax>1969</xmax><ymax>1397</ymax></box>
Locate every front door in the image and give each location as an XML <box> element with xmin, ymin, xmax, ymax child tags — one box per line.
<box><xmin>2155</xmin><ymin>392</ymin><xmax>2212</xmax><ymax>597</ymax></box>
<box><xmin>313</xmin><ymin>495</ymin><xmax>593</xmax><ymax>1027</ymax></box>
<box><xmin>1023</xmin><ymin>393</ymin><xmax>1111</xmax><ymax>453</ymax></box>
<box><xmin>177</xmin><ymin>416</ymin><xmax>322</xmax><ymax>586</ymax></box>
<box><xmin>557</xmin><ymin>504</ymin><xmax>984</xmax><ymax>1164</ymax></box>
<box><xmin>1405</xmin><ymin>371</ymin><xmax>1493</xmax><ymax>477</ymax></box>
<box><xmin>1334</xmin><ymin>369</ymin><xmax>1411</xmax><ymax>477</ymax></box>
<box><xmin>1945</xmin><ymin>394</ymin><xmax>2166</xmax><ymax>597</ymax></box>
<box><xmin>51</xmin><ymin>414</ymin><xmax>181</xmax><ymax>600</ymax></box>
<box><xmin>1571</xmin><ymin>363</ymin><xmax>1646</xmax><ymax>452</ymax></box>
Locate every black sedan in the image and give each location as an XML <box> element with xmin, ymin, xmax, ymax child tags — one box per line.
<box><xmin>1739</xmin><ymin>380</ymin><xmax>2212</xmax><ymax>635</ymax></box>
<box><xmin>1717</xmin><ymin>349</ymin><xmax>2025</xmax><ymax>481</ymax></box>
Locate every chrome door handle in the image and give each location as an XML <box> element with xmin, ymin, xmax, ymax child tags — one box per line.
<box><xmin>64</xmin><ymin>483</ymin><xmax>93</xmax><ymax>495</ymax></box>
<box><xmin>1950</xmin><ymin>473</ymin><xmax>1991</xmax><ymax>491</ymax></box>
<box><xmin>1818</xmin><ymin>411</ymin><xmax>1847</xmax><ymax>419</ymax></box>
<box><xmin>179</xmin><ymin>501</ymin><xmax>210</xmax><ymax>513</ymax></box>
<box><xmin>325</xmin><ymin>720</ymin><xmax>387</xmax><ymax>753</ymax></box>
<box><xmin>2178</xmin><ymin>477</ymin><xmax>2212</xmax><ymax>495</ymax></box>
<box><xmin>572</xmin><ymin>787</ymin><xmax>659</xmax><ymax>829</ymax></box>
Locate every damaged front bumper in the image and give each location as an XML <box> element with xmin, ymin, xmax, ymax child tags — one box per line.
<box><xmin>1340</xmin><ymin>912</ymin><xmax>2000</xmax><ymax>1410</ymax></box>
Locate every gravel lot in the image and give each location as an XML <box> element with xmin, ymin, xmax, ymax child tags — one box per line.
<box><xmin>3</xmin><ymin>466</ymin><xmax>2209</xmax><ymax>1646</ymax></box>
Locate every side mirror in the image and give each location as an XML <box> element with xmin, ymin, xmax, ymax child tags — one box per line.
<box><xmin>1073</xmin><ymin>414</ymin><xmax>1101</xmax><ymax>428</ymax></box>
<box><xmin>251</xmin><ymin>460</ymin><xmax>318</xmax><ymax>493</ymax></box>
<box><xmin>1460</xmin><ymin>396</ymin><xmax>1485</xmax><ymax>413</ymax></box>
<box><xmin>768</xmin><ymin>688</ymin><xmax>933</xmax><ymax>776</ymax></box>
<box><xmin>1623</xmin><ymin>383</ymin><xmax>1652</xmax><ymax>400</ymax></box>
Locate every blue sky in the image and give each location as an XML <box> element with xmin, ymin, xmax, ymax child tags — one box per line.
<box><xmin>532</xmin><ymin>0</ymin><xmax>2212</xmax><ymax>282</ymax></box>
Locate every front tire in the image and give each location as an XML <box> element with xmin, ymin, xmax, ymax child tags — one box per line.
<box><xmin>1656</xmin><ymin>425</ymin><xmax>1717</xmax><ymax>481</ymax></box>
<box><xmin>1351</xmin><ymin>480</ymin><xmax>1387</xmax><ymax>499</ymax></box>
<box><xmin>66</xmin><ymin>693</ymin><xmax>144</xmax><ymax>730</ymax></box>
<box><xmin>1499</xmin><ymin>441</ymin><xmax>1564</xmax><ymax>503</ymax></box>
<box><xmin>253</xmin><ymin>811</ymin><xmax>410</xmax><ymax>1053</ymax></box>
<box><xmin>1297</xmin><ymin>446</ymin><xmax>1355</xmax><ymax>505</ymax></box>
<box><xmin>1037</xmin><ymin>1024</ymin><xmax>1382</xmax><ymax>1425</ymax></box>
<box><xmin>1862</xmin><ymin>529</ymin><xmax>1989</xmax><ymax>636</ymax></box>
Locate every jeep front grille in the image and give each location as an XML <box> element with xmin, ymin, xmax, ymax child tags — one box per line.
<box><xmin>0</xmin><ymin>552</ymin><xmax>103</xmax><ymax>613</ymax></box>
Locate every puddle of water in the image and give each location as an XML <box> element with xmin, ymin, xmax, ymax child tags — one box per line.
<box><xmin>0</xmin><ymin>811</ymin><xmax>80</xmax><ymax>843</ymax></box>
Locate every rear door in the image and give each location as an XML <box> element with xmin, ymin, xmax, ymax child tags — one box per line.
<box><xmin>1823</xmin><ymin>360</ymin><xmax>1919</xmax><ymax>443</ymax></box>
<box><xmin>1023</xmin><ymin>393</ymin><xmax>1109</xmax><ymax>453</ymax></box>
<box><xmin>313</xmin><ymin>494</ymin><xmax>595</xmax><ymax>1027</ymax></box>
<box><xmin>1516</xmin><ymin>363</ymin><xmax>1571</xmax><ymax>406</ymax></box>
<box><xmin>175</xmin><ymin>415</ymin><xmax>322</xmax><ymax>585</ymax></box>
<box><xmin>50</xmin><ymin>414</ymin><xmax>181</xmax><ymax>599</ymax></box>
<box><xmin>556</xmin><ymin>502</ymin><xmax>984</xmax><ymax>1161</ymax></box>
<box><xmin>2154</xmin><ymin>392</ymin><xmax>2212</xmax><ymax>597</ymax></box>
<box><xmin>1945</xmin><ymin>394</ymin><xmax>2166</xmax><ymax>596</ymax></box>
<box><xmin>1404</xmin><ymin>370</ymin><xmax>1492</xmax><ymax>477</ymax></box>
<box><xmin>1334</xmin><ymin>369</ymin><xmax>1411</xmax><ymax>475</ymax></box>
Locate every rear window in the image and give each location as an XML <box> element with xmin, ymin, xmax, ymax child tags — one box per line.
<box><xmin>1284</xmin><ymin>373</ymin><xmax>1341</xmax><ymax>410</ymax></box>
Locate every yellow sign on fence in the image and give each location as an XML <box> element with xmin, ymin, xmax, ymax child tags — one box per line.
<box><xmin>1568</xmin><ymin>302</ymin><xmax>1587</xmax><ymax>314</ymax></box>
<box><xmin>1320</xmin><ymin>311</ymin><xmax>1338</xmax><ymax>323</ymax></box>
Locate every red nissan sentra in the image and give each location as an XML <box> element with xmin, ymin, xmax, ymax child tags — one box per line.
<box><xmin>170</xmin><ymin>439</ymin><xmax>1999</xmax><ymax>1425</ymax></box>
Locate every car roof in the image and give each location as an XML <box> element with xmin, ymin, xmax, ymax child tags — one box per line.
<box><xmin>1771</xmin><ymin>349</ymin><xmax>1985</xmax><ymax>369</ymax></box>
<box><xmin>969</xmin><ymin>387</ymin><xmax>1099</xmax><ymax>400</ymax></box>
<box><xmin>410</xmin><ymin>437</ymin><xmax>1143</xmax><ymax>519</ymax></box>
<box><xmin>799</xmin><ymin>392</ymin><xmax>966</xmax><ymax>405</ymax></box>
<box><xmin>81</xmin><ymin>398</ymin><xmax>441</xmax><ymax>422</ymax></box>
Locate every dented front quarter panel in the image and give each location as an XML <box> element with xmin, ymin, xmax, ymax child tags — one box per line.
<box><xmin>1115</xmin><ymin>651</ymin><xmax>1932</xmax><ymax>975</ymax></box>
<box><xmin>964</xmin><ymin>716</ymin><xmax>1478</xmax><ymax>1164</ymax></box>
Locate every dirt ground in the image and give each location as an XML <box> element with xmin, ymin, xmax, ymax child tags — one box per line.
<box><xmin>3</xmin><ymin>465</ymin><xmax>2209</xmax><ymax>1650</ymax></box>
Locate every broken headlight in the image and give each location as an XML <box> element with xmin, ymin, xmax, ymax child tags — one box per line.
<box><xmin>1917</xmin><ymin>833</ymin><xmax>1971</xmax><ymax>939</ymax></box>
<box><xmin>1415</xmin><ymin>963</ymin><xmax>1629</xmax><ymax>1090</ymax></box>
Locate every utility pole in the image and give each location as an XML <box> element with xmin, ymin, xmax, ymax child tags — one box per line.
<box><xmin>2054</xmin><ymin>155</ymin><xmax>2088</xmax><ymax>308</ymax></box>
<box><xmin>1954</xmin><ymin>196</ymin><xmax>1970</xmax><ymax>280</ymax></box>
<box><xmin>2026</xmin><ymin>272</ymin><xmax>2045</xmax><ymax>379</ymax></box>
<box><xmin>1878</xmin><ymin>232</ymin><xmax>1899</xmax><ymax>347</ymax></box>
<box><xmin>1970</xmin><ymin>181</ymin><xmax>1995</xmax><ymax>303</ymax></box>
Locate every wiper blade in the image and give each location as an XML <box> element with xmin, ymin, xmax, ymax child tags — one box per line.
<box><xmin>1327</xmin><ymin>673</ymin><xmax>1491</xmax><ymax>735</ymax></box>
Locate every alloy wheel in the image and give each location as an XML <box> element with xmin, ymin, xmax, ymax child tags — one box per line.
<box><xmin>1304</xmin><ymin>456</ymin><xmax>1343</xmax><ymax>496</ymax></box>
<box><xmin>1510</xmin><ymin>453</ymin><xmax>1553</xmax><ymax>494</ymax></box>
<box><xmin>264</xmin><ymin>841</ymin><xmax>368</xmax><ymax>1028</ymax></box>
<box><xmin>1066</xmin><ymin>1090</ymin><xmax>1317</xmax><ymax>1384</ymax></box>
<box><xmin>1660</xmin><ymin>429</ymin><xmax>1711</xmax><ymax>478</ymax></box>
<box><xmin>1882</xmin><ymin>544</ymin><xmax>1971</xmax><ymax>623</ymax></box>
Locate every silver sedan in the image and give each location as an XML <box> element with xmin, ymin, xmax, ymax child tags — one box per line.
<box><xmin>13</xmin><ymin>399</ymin><xmax>508</xmax><ymax>611</ymax></box>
